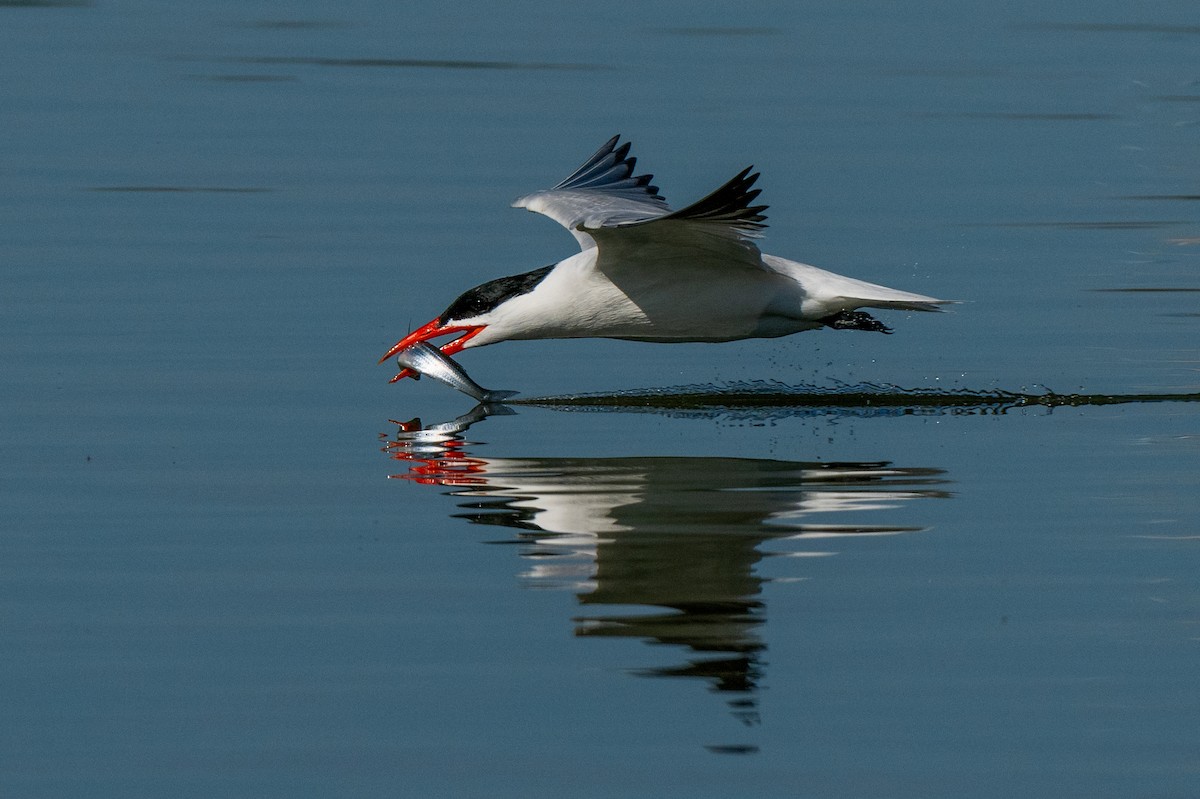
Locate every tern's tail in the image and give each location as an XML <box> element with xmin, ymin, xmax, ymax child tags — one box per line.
<box><xmin>853</xmin><ymin>292</ymin><xmax>949</xmax><ymax>313</ymax></box>
<box><xmin>762</xmin><ymin>254</ymin><xmax>953</xmax><ymax>315</ymax></box>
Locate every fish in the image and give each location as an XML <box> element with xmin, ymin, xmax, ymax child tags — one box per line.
<box><xmin>394</xmin><ymin>341</ymin><xmax>518</xmax><ymax>403</ymax></box>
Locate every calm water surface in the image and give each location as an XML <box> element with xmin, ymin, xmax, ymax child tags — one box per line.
<box><xmin>3</xmin><ymin>1</ymin><xmax>1198</xmax><ymax>797</ymax></box>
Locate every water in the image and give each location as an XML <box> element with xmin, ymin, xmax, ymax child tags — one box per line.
<box><xmin>3</xmin><ymin>2</ymin><xmax>1198</xmax><ymax>797</ymax></box>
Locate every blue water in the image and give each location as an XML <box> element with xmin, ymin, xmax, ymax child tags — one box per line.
<box><xmin>3</xmin><ymin>2</ymin><xmax>1198</xmax><ymax>797</ymax></box>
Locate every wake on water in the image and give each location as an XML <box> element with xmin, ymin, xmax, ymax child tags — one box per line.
<box><xmin>508</xmin><ymin>381</ymin><xmax>1200</xmax><ymax>420</ymax></box>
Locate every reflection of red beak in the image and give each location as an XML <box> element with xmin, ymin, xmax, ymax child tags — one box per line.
<box><xmin>378</xmin><ymin>319</ymin><xmax>486</xmax><ymax>383</ymax></box>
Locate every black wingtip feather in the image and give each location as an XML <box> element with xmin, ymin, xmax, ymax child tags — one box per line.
<box><xmin>551</xmin><ymin>135</ymin><xmax>668</xmax><ymax>204</ymax></box>
<box><xmin>660</xmin><ymin>166</ymin><xmax>769</xmax><ymax>231</ymax></box>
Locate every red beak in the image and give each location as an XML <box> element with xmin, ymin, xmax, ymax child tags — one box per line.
<box><xmin>379</xmin><ymin>319</ymin><xmax>486</xmax><ymax>383</ymax></box>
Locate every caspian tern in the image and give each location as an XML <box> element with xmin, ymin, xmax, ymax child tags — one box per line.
<box><xmin>381</xmin><ymin>136</ymin><xmax>949</xmax><ymax>382</ymax></box>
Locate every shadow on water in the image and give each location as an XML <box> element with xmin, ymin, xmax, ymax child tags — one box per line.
<box><xmin>381</xmin><ymin>405</ymin><xmax>951</xmax><ymax>752</ymax></box>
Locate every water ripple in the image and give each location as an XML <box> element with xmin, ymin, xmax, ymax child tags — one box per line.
<box><xmin>236</xmin><ymin>55</ymin><xmax>602</xmax><ymax>71</ymax></box>
<box><xmin>88</xmin><ymin>185</ymin><xmax>271</xmax><ymax>193</ymax></box>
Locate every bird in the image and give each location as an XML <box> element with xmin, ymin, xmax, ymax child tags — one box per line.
<box><xmin>380</xmin><ymin>135</ymin><xmax>949</xmax><ymax>382</ymax></box>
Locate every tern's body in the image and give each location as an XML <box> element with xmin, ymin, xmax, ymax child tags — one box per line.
<box><xmin>467</xmin><ymin>250</ymin><xmax>935</xmax><ymax>347</ymax></box>
<box><xmin>381</xmin><ymin>136</ymin><xmax>950</xmax><ymax>381</ymax></box>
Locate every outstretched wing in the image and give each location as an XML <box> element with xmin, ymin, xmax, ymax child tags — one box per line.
<box><xmin>515</xmin><ymin>135</ymin><xmax>772</xmax><ymax>275</ymax></box>
<box><xmin>585</xmin><ymin>164</ymin><xmax>772</xmax><ymax>276</ymax></box>
<box><xmin>512</xmin><ymin>135</ymin><xmax>672</xmax><ymax>250</ymax></box>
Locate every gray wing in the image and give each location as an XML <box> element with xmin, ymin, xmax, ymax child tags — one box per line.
<box><xmin>585</xmin><ymin>164</ymin><xmax>772</xmax><ymax>275</ymax></box>
<box><xmin>512</xmin><ymin>135</ymin><xmax>673</xmax><ymax>250</ymax></box>
<box><xmin>515</xmin><ymin>136</ymin><xmax>772</xmax><ymax>273</ymax></box>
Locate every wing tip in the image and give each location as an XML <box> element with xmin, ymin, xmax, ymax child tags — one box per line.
<box><xmin>660</xmin><ymin>164</ymin><xmax>770</xmax><ymax>232</ymax></box>
<box><xmin>549</xmin><ymin>135</ymin><xmax>669</xmax><ymax>205</ymax></box>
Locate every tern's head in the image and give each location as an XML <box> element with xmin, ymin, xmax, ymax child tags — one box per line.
<box><xmin>379</xmin><ymin>265</ymin><xmax>554</xmax><ymax>382</ymax></box>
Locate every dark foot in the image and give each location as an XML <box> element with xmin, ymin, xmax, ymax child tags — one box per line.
<box><xmin>819</xmin><ymin>310</ymin><xmax>893</xmax><ymax>334</ymax></box>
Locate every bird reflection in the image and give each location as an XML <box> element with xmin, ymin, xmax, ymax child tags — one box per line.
<box><xmin>382</xmin><ymin>405</ymin><xmax>950</xmax><ymax>734</ymax></box>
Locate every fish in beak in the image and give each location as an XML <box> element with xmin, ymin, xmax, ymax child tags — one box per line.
<box><xmin>389</xmin><ymin>341</ymin><xmax>517</xmax><ymax>403</ymax></box>
<box><xmin>378</xmin><ymin>319</ymin><xmax>487</xmax><ymax>383</ymax></box>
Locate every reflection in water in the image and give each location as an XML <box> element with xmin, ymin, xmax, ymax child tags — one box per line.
<box><xmin>383</xmin><ymin>407</ymin><xmax>951</xmax><ymax>746</ymax></box>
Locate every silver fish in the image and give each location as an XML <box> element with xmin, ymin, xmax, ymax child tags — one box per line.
<box><xmin>395</xmin><ymin>341</ymin><xmax>518</xmax><ymax>403</ymax></box>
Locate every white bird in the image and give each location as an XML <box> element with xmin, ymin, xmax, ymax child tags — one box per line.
<box><xmin>381</xmin><ymin>136</ymin><xmax>949</xmax><ymax>382</ymax></box>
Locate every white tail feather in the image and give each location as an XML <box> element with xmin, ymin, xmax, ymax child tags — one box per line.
<box><xmin>761</xmin><ymin>254</ymin><xmax>951</xmax><ymax>316</ymax></box>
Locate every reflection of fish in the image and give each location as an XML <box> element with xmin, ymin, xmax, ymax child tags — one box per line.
<box><xmin>394</xmin><ymin>342</ymin><xmax>518</xmax><ymax>403</ymax></box>
<box><xmin>388</xmin><ymin>404</ymin><xmax>514</xmax><ymax>444</ymax></box>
